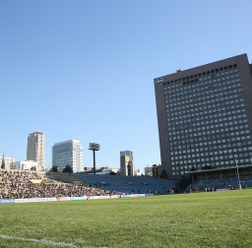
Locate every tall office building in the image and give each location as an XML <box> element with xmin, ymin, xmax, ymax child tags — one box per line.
<box><xmin>120</xmin><ymin>150</ymin><xmax>134</xmax><ymax>176</ymax></box>
<box><xmin>27</xmin><ymin>131</ymin><xmax>45</xmax><ymax>170</ymax></box>
<box><xmin>52</xmin><ymin>139</ymin><xmax>83</xmax><ymax>173</ymax></box>
<box><xmin>155</xmin><ymin>54</ymin><xmax>252</xmax><ymax>178</ymax></box>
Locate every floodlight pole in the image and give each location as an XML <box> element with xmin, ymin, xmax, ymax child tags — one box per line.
<box><xmin>89</xmin><ymin>143</ymin><xmax>100</xmax><ymax>175</ymax></box>
<box><xmin>174</xmin><ymin>162</ymin><xmax>181</xmax><ymax>193</ymax></box>
<box><xmin>92</xmin><ymin>149</ymin><xmax>96</xmax><ymax>174</ymax></box>
<box><xmin>235</xmin><ymin>159</ymin><xmax>241</xmax><ymax>190</ymax></box>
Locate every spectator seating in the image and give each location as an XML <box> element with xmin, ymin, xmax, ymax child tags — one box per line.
<box><xmin>0</xmin><ymin>170</ymin><xmax>176</xmax><ymax>199</ymax></box>
<box><xmin>0</xmin><ymin>170</ymin><xmax>119</xmax><ymax>199</ymax></box>
<box><xmin>73</xmin><ymin>173</ymin><xmax>176</xmax><ymax>194</ymax></box>
<box><xmin>186</xmin><ymin>176</ymin><xmax>252</xmax><ymax>192</ymax></box>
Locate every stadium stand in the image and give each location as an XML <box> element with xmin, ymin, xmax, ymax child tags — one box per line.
<box><xmin>45</xmin><ymin>171</ymin><xmax>84</xmax><ymax>185</ymax></box>
<box><xmin>186</xmin><ymin>165</ymin><xmax>252</xmax><ymax>192</ymax></box>
<box><xmin>187</xmin><ymin>177</ymin><xmax>252</xmax><ymax>192</ymax></box>
<box><xmin>0</xmin><ymin>170</ymin><xmax>176</xmax><ymax>199</ymax></box>
<box><xmin>72</xmin><ymin>173</ymin><xmax>176</xmax><ymax>194</ymax></box>
<box><xmin>0</xmin><ymin>170</ymin><xmax>120</xmax><ymax>199</ymax></box>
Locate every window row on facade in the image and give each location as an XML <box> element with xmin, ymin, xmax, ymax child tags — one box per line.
<box><xmin>170</xmin><ymin>143</ymin><xmax>252</xmax><ymax>154</ymax></box>
<box><xmin>162</xmin><ymin>64</ymin><xmax>238</xmax><ymax>87</ymax></box>
<box><xmin>172</xmin><ymin>157</ymin><xmax>251</xmax><ymax>169</ymax></box>
<box><xmin>167</xmin><ymin>111</ymin><xmax>247</xmax><ymax>124</ymax></box>
<box><xmin>165</xmin><ymin>87</ymin><xmax>242</xmax><ymax>103</ymax></box>
<box><xmin>171</xmin><ymin>138</ymin><xmax>251</xmax><ymax>148</ymax></box>
<box><xmin>181</xmin><ymin>73</ymin><xmax>240</xmax><ymax>87</ymax></box>
<box><xmin>172</xmin><ymin>156</ymin><xmax>252</xmax><ymax>168</ymax></box>
<box><xmin>164</xmin><ymin>75</ymin><xmax>240</xmax><ymax>93</ymax></box>
<box><xmin>170</xmin><ymin>139</ymin><xmax>251</xmax><ymax>151</ymax></box>
<box><xmin>165</xmin><ymin>77</ymin><xmax>241</xmax><ymax>95</ymax></box>
<box><xmin>168</xmin><ymin>132</ymin><xmax>250</xmax><ymax>142</ymax></box>
<box><xmin>171</xmin><ymin>147</ymin><xmax>252</xmax><ymax>159</ymax></box>
<box><xmin>168</xmin><ymin>116</ymin><xmax>247</xmax><ymax>127</ymax></box>
<box><xmin>168</xmin><ymin>122</ymin><xmax>249</xmax><ymax>135</ymax></box>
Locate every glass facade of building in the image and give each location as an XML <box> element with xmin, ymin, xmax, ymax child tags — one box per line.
<box><xmin>155</xmin><ymin>54</ymin><xmax>252</xmax><ymax>178</ymax></box>
<box><xmin>52</xmin><ymin>140</ymin><xmax>83</xmax><ymax>173</ymax></box>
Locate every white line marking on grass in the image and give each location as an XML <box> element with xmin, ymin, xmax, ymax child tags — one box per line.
<box><xmin>0</xmin><ymin>235</ymin><xmax>107</xmax><ymax>248</ymax></box>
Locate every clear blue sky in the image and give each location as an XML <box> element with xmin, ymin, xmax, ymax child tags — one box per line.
<box><xmin>1</xmin><ymin>0</ymin><xmax>252</xmax><ymax>172</ymax></box>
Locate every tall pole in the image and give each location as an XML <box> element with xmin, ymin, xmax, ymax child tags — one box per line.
<box><xmin>93</xmin><ymin>149</ymin><xmax>96</xmax><ymax>175</ymax></box>
<box><xmin>235</xmin><ymin>159</ymin><xmax>241</xmax><ymax>190</ymax></box>
<box><xmin>175</xmin><ymin>162</ymin><xmax>180</xmax><ymax>193</ymax></box>
<box><xmin>89</xmin><ymin>143</ymin><xmax>100</xmax><ymax>175</ymax></box>
<box><xmin>192</xmin><ymin>174</ymin><xmax>195</xmax><ymax>184</ymax></box>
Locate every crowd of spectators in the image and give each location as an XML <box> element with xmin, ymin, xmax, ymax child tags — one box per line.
<box><xmin>0</xmin><ymin>170</ymin><xmax>120</xmax><ymax>199</ymax></box>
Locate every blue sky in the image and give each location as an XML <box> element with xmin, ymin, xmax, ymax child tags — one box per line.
<box><xmin>1</xmin><ymin>0</ymin><xmax>252</xmax><ymax>172</ymax></box>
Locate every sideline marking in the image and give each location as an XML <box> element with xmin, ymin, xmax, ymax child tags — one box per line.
<box><xmin>0</xmin><ymin>235</ymin><xmax>107</xmax><ymax>248</ymax></box>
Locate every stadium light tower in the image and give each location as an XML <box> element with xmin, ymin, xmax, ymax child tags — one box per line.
<box><xmin>235</xmin><ymin>159</ymin><xmax>241</xmax><ymax>190</ymax></box>
<box><xmin>89</xmin><ymin>143</ymin><xmax>100</xmax><ymax>175</ymax></box>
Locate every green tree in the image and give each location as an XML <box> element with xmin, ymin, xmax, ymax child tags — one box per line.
<box><xmin>10</xmin><ymin>159</ymin><xmax>15</xmax><ymax>169</ymax></box>
<box><xmin>51</xmin><ymin>166</ymin><xmax>58</xmax><ymax>172</ymax></box>
<box><xmin>63</xmin><ymin>164</ymin><xmax>73</xmax><ymax>173</ymax></box>
<box><xmin>1</xmin><ymin>156</ymin><xmax>5</xmax><ymax>169</ymax></box>
<box><xmin>160</xmin><ymin>169</ymin><xmax>168</xmax><ymax>179</ymax></box>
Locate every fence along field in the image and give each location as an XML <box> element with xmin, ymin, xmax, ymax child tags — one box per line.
<box><xmin>0</xmin><ymin>190</ymin><xmax>251</xmax><ymax>248</ymax></box>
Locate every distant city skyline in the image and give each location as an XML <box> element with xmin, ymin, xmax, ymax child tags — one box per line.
<box><xmin>1</xmin><ymin>1</ymin><xmax>252</xmax><ymax>172</ymax></box>
<box><xmin>4</xmin><ymin>131</ymin><xmax>139</xmax><ymax>170</ymax></box>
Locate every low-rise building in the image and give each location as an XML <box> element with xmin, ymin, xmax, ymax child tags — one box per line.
<box><xmin>14</xmin><ymin>160</ymin><xmax>38</xmax><ymax>170</ymax></box>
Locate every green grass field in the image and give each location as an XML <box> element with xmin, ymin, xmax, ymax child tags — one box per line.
<box><xmin>0</xmin><ymin>190</ymin><xmax>251</xmax><ymax>248</ymax></box>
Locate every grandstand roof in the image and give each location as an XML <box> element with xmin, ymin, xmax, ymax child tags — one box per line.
<box><xmin>188</xmin><ymin>165</ymin><xmax>252</xmax><ymax>175</ymax></box>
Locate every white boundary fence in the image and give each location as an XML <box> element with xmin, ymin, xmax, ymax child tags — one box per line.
<box><xmin>0</xmin><ymin>194</ymin><xmax>149</xmax><ymax>204</ymax></box>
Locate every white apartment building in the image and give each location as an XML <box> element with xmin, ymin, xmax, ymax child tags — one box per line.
<box><xmin>144</xmin><ymin>165</ymin><xmax>153</xmax><ymax>176</ymax></box>
<box><xmin>14</xmin><ymin>160</ymin><xmax>38</xmax><ymax>170</ymax></box>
